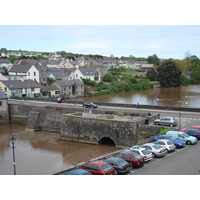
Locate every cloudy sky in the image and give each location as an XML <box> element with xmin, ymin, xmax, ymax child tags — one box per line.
<box><xmin>1</xmin><ymin>25</ymin><xmax>199</xmax><ymax>59</ymax></box>
<box><xmin>1</xmin><ymin>1</ymin><xmax>199</xmax><ymax>60</ymax></box>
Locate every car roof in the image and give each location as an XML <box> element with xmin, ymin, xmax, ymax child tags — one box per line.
<box><xmin>87</xmin><ymin>160</ymin><xmax>108</xmax><ymax>166</ymax></box>
<box><xmin>105</xmin><ymin>157</ymin><xmax>123</xmax><ymax>161</ymax></box>
<box><xmin>143</xmin><ymin>143</ymin><xmax>155</xmax><ymax>146</ymax></box>
<box><xmin>155</xmin><ymin>139</ymin><xmax>170</xmax><ymax>142</ymax></box>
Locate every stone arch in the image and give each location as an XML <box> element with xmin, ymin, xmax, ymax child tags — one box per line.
<box><xmin>98</xmin><ymin>137</ymin><xmax>116</xmax><ymax>146</ymax></box>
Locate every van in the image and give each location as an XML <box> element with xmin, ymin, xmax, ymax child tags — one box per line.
<box><xmin>166</xmin><ymin>131</ymin><xmax>197</xmax><ymax>145</ymax></box>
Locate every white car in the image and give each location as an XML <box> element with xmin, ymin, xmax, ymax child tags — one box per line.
<box><xmin>129</xmin><ymin>146</ymin><xmax>153</xmax><ymax>162</ymax></box>
<box><xmin>154</xmin><ymin>139</ymin><xmax>176</xmax><ymax>152</ymax></box>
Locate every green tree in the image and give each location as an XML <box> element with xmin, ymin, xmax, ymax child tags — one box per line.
<box><xmin>102</xmin><ymin>73</ymin><xmax>113</xmax><ymax>82</ymax></box>
<box><xmin>146</xmin><ymin>68</ymin><xmax>158</xmax><ymax>81</ymax></box>
<box><xmin>157</xmin><ymin>60</ymin><xmax>182</xmax><ymax>87</ymax></box>
<box><xmin>147</xmin><ymin>54</ymin><xmax>160</xmax><ymax>66</ymax></box>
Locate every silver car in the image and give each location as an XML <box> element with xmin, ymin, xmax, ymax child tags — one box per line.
<box><xmin>154</xmin><ymin>116</ymin><xmax>178</xmax><ymax>127</ymax></box>
<box><xmin>141</xmin><ymin>143</ymin><xmax>168</xmax><ymax>157</ymax></box>
<box><xmin>129</xmin><ymin>146</ymin><xmax>153</xmax><ymax>162</ymax></box>
<box><xmin>154</xmin><ymin>139</ymin><xmax>176</xmax><ymax>152</ymax></box>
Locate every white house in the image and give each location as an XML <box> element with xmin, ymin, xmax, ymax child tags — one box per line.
<box><xmin>8</xmin><ymin>64</ymin><xmax>40</xmax><ymax>83</ymax></box>
<box><xmin>74</xmin><ymin>67</ymin><xmax>102</xmax><ymax>82</ymax></box>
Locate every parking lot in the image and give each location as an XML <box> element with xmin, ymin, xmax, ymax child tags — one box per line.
<box><xmin>128</xmin><ymin>140</ymin><xmax>200</xmax><ymax>175</ymax></box>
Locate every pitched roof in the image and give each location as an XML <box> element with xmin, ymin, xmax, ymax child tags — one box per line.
<box><xmin>0</xmin><ymin>90</ymin><xmax>8</xmax><ymax>99</ymax></box>
<box><xmin>1</xmin><ymin>80</ymin><xmax>41</xmax><ymax>89</ymax></box>
<box><xmin>78</xmin><ymin>67</ymin><xmax>99</xmax><ymax>76</ymax></box>
<box><xmin>0</xmin><ymin>59</ymin><xmax>12</xmax><ymax>64</ymax></box>
<box><xmin>55</xmin><ymin>79</ymin><xmax>83</xmax><ymax>86</ymax></box>
<box><xmin>9</xmin><ymin>64</ymin><xmax>34</xmax><ymax>73</ymax></box>
<box><xmin>40</xmin><ymin>85</ymin><xmax>59</xmax><ymax>92</ymax></box>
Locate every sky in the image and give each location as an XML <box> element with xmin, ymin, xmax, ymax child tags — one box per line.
<box><xmin>1</xmin><ymin>25</ymin><xmax>199</xmax><ymax>60</ymax></box>
<box><xmin>1</xmin><ymin>1</ymin><xmax>200</xmax><ymax>60</ymax></box>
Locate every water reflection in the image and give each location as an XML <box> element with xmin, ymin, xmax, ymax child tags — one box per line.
<box><xmin>0</xmin><ymin>123</ymin><xmax>118</xmax><ymax>175</ymax></box>
<box><xmin>78</xmin><ymin>85</ymin><xmax>200</xmax><ymax>108</ymax></box>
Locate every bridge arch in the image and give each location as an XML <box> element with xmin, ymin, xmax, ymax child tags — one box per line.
<box><xmin>98</xmin><ymin>137</ymin><xmax>115</xmax><ymax>146</ymax></box>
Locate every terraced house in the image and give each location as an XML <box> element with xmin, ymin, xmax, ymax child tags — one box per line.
<box><xmin>0</xmin><ymin>79</ymin><xmax>41</xmax><ymax>98</ymax></box>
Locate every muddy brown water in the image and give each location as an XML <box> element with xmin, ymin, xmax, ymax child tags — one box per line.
<box><xmin>0</xmin><ymin>123</ymin><xmax>118</xmax><ymax>175</ymax></box>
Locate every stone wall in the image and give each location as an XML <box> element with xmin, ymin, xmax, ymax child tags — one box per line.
<box><xmin>0</xmin><ymin>99</ymin><xmax>9</xmax><ymax>124</ymax></box>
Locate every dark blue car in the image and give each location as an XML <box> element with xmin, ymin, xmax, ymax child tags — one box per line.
<box><xmin>154</xmin><ymin>135</ymin><xmax>185</xmax><ymax>148</ymax></box>
<box><xmin>61</xmin><ymin>169</ymin><xmax>92</xmax><ymax>175</ymax></box>
<box><xmin>182</xmin><ymin>129</ymin><xmax>200</xmax><ymax>140</ymax></box>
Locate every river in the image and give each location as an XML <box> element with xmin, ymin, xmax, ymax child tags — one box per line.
<box><xmin>0</xmin><ymin>123</ymin><xmax>118</xmax><ymax>175</ymax></box>
<box><xmin>77</xmin><ymin>84</ymin><xmax>200</xmax><ymax>108</ymax></box>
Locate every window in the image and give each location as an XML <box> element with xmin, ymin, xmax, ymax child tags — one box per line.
<box><xmin>90</xmin><ymin>165</ymin><xmax>100</xmax><ymax>171</ymax></box>
<box><xmin>122</xmin><ymin>154</ymin><xmax>130</xmax><ymax>159</ymax></box>
<box><xmin>115</xmin><ymin>154</ymin><xmax>123</xmax><ymax>158</ymax></box>
<box><xmin>31</xmin><ymin>88</ymin><xmax>35</xmax><ymax>92</ymax></box>
<box><xmin>4</xmin><ymin>87</ymin><xmax>7</xmax><ymax>92</ymax></box>
<box><xmin>82</xmin><ymin>164</ymin><xmax>91</xmax><ymax>169</ymax></box>
<box><xmin>28</xmin><ymin>72</ymin><xmax>30</xmax><ymax>76</ymax></box>
<box><xmin>34</xmin><ymin>72</ymin><xmax>36</xmax><ymax>76</ymax></box>
<box><xmin>0</xmin><ymin>101</ymin><xmax>2</xmax><ymax>106</ymax></box>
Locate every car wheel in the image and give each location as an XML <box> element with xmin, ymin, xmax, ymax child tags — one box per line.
<box><xmin>155</xmin><ymin>122</ymin><xmax>159</xmax><ymax>125</ymax></box>
<box><xmin>186</xmin><ymin>140</ymin><xmax>191</xmax><ymax>145</ymax></box>
<box><xmin>152</xmin><ymin>153</ymin><xmax>156</xmax><ymax>158</ymax></box>
<box><xmin>169</xmin><ymin>123</ymin><xmax>173</xmax><ymax>127</ymax></box>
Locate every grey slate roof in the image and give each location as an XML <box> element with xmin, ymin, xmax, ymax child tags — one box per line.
<box><xmin>9</xmin><ymin>64</ymin><xmax>33</xmax><ymax>73</ymax></box>
<box><xmin>0</xmin><ymin>59</ymin><xmax>12</xmax><ymax>64</ymax></box>
<box><xmin>1</xmin><ymin>80</ymin><xmax>41</xmax><ymax>89</ymax></box>
<box><xmin>55</xmin><ymin>79</ymin><xmax>83</xmax><ymax>86</ymax></box>
<box><xmin>0</xmin><ymin>90</ymin><xmax>8</xmax><ymax>99</ymax></box>
<box><xmin>78</xmin><ymin>67</ymin><xmax>98</xmax><ymax>76</ymax></box>
<box><xmin>40</xmin><ymin>85</ymin><xmax>59</xmax><ymax>93</ymax></box>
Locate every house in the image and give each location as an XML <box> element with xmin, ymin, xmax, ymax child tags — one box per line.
<box><xmin>0</xmin><ymin>80</ymin><xmax>41</xmax><ymax>98</ymax></box>
<box><xmin>74</xmin><ymin>67</ymin><xmax>102</xmax><ymax>82</ymax></box>
<box><xmin>0</xmin><ymin>90</ymin><xmax>9</xmax><ymax>123</ymax></box>
<box><xmin>60</xmin><ymin>59</ymin><xmax>79</xmax><ymax>68</ymax></box>
<box><xmin>52</xmin><ymin>79</ymin><xmax>84</xmax><ymax>98</ymax></box>
<box><xmin>8</xmin><ymin>63</ymin><xmax>40</xmax><ymax>83</ymax></box>
<box><xmin>40</xmin><ymin>85</ymin><xmax>60</xmax><ymax>98</ymax></box>
<box><xmin>0</xmin><ymin>59</ymin><xmax>13</xmax><ymax>69</ymax></box>
<box><xmin>42</xmin><ymin>67</ymin><xmax>69</xmax><ymax>80</ymax></box>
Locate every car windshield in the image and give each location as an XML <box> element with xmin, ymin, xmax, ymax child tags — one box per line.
<box><xmin>167</xmin><ymin>141</ymin><xmax>173</xmax><ymax>145</ymax></box>
<box><xmin>132</xmin><ymin>153</ymin><xmax>142</xmax><ymax>159</ymax></box>
<box><xmin>182</xmin><ymin>132</ymin><xmax>189</xmax><ymax>137</ymax></box>
<box><xmin>169</xmin><ymin>136</ymin><xmax>177</xmax><ymax>141</ymax></box>
<box><xmin>117</xmin><ymin>159</ymin><xmax>128</xmax><ymax>166</ymax></box>
<box><xmin>141</xmin><ymin>149</ymin><xmax>151</xmax><ymax>155</ymax></box>
<box><xmin>152</xmin><ymin>144</ymin><xmax>162</xmax><ymax>149</ymax></box>
<box><xmin>102</xmin><ymin>164</ymin><xmax>113</xmax><ymax>172</ymax></box>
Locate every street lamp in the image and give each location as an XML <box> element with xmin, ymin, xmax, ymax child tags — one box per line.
<box><xmin>10</xmin><ymin>135</ymin><xmax>16</xmax><ymax>175</ymax></box>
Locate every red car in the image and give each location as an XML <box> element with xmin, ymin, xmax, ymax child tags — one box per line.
<box><xmin>77</xmin><ymin>160</ymin><xmax>117</xmax><ymax>175</ymax></box>
<box><xmin>180</xmin><ymin>126</ymin><xmax>200</xmax><ymax>131</ymax></box>
<box><xmin>111</xmin><ymin>150</ymin><xmax>145</xmax><ymax>168</ymax></box>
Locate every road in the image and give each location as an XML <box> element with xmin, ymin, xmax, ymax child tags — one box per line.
<box><xmin>8</xmin><ymin>99</ymin><xmax>200</xmax><ymax>129</ymax></box>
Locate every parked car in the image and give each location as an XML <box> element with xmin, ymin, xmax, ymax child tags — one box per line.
<box><xmin>61</xmin><ymin>169</ymin><xmax>92</xmax><ymax>175</ymax></box>
<box><xmin>166</xmin><ymin>131</ymin><xmax>197</xmax><ymax>145</ymax></box>
<box><xmin>130</xmin><ymin>146</ymin><xmax>153</xmax><ymax>162</ymax></box>
<box><xmin>154</xmin><ymin>139</ymin><xmax>176</xmax><ymax>152</ymax></box>
<box><xmin>141</xmin><ymin>143</ymin><xmax>168</xmax><ymax>157</ymax></box>
<box><xmin>77</xmin><ymin>160</ymin><xmax>117</xmax><ymax>175</ymax></box>
<box><xmin>180</xmin><ymin>128</ymin><xmax>200</xmax><ymax>140</ymax></box>
<box><xmin>82</xmin><ymin>102</ymin><xmax>98</xmax><ymax>108</ymax></box>
<box><xmin>154</xmin><ymin>116</ymin><xmax>178</xmax><ymax>127</ymax></box>
<box><xmin>154</xmin><ymin>135</ymin><xmax>185</xmax><ymax>148</ymax></box>
<box><xmin>102</xmin><ymin>157</ymin><xmax>132</xmax><ymax>174</ymax></box>
<box><xmin>190</xmin><ymin>126</ymin><xmax>200</xmax><ymax>131</ymax></box>
<box><xmin>111</xmin><ymin>150</ymin><xmax>145</xmax><ymax>168</ymax></box>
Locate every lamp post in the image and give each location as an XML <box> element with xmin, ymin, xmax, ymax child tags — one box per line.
<box><xmin>10</xmin><ymin>135</ymin><xmax>16</xmax><ymax>175</ymax></box>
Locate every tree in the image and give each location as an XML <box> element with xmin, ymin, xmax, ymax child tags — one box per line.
<box><xmin>147</xmin><ymin>54</ymin><xmax>160</xmax><ymax>66</ymax></box>
<box><xmin>157</xmin><ymin>60</ymin><xmax>181</xmax><ymax>87</ymax></box>
<box><xmin>146</xmin><ymin>68</ymin><xmax>158</xmax><ymax>81</ymax></box>
<box><xmin>102</xmin><ymin>73</ymin><xmax>113</xmax><ymax>82</ymax></box>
